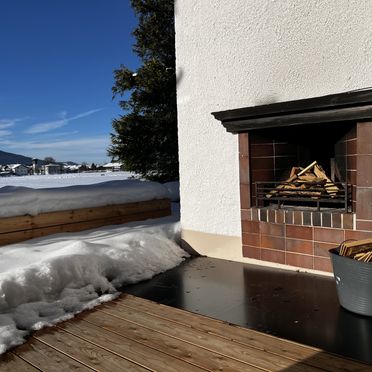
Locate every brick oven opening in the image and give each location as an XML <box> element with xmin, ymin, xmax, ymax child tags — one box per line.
<box><xmin>250</xmin><ymin>121</ymin><xmax>354</xmax><ymax>213</ymax></box>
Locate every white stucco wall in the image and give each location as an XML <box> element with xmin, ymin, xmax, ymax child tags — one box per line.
<box><xmin>175</xmin><ymin>0</ymin><xmax>372</xmax><ymax>238</ymax></box>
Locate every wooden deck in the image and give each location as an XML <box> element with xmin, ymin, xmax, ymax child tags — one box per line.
<box><xmin>1</xmin><ymin>294</ymin><xmax>370</xmax><ymax>371</ymax></box>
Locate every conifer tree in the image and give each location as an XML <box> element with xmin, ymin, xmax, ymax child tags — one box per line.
<box><xmin>108</xmin><ymin>0</ymin><xmax>178</xmax><ymax>182</ymax></box>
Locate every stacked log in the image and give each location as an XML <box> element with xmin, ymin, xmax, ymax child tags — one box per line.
<box><xmin>266</xmin><ymin>161</ymin><xmax>340</xmax><ymax>199</ymax></box>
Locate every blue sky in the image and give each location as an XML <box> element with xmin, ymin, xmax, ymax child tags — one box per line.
<box><xmin>0</xmin><ymin>0</ymin><xmax>139</xmax><ymax>164</ymax></box>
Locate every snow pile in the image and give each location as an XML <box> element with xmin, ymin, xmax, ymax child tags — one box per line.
<box><xmin>0</xmin><ymin>220</ymin><xmax>188</xmax><ymax>354</ymax></box>
<box><xmin>0</xmin><ymin>179</ymin><xmax>170</xmax><ymax>218</ymax></box>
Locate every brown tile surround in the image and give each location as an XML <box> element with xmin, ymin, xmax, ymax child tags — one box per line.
<box><xmin>239</xmin><ymin>122</ymin><xmax>372</xmax><ymax>273</ymax></box>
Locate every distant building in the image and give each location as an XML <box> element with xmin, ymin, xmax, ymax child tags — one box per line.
<box><xmin>102</xmin><ymin>162</ymin><xmax>122</xmax><ymax>172</ymax></box>
<box><xmin>8</xmin><ymin>164</ymin><xmax>29</xmax><ymax>176</ymax></box>
<box><xmin>44</xmin><ymin>163</ymin><xmax>62</xmax><ymax>175</ymax></box>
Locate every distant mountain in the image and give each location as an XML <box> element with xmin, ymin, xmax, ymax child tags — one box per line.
<box><xmin>0</xmin><ymin>150</ymin><xmax>36</xmax><ymax>166</ymax></box>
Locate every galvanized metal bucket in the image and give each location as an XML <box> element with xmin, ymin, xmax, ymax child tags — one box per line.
<box><xmin>329</xmin><ymin>247</ymin><xmax>372</xmax><ymax>316</ymax></box>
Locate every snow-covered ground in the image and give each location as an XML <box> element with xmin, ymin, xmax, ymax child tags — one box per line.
<box><xmin>0</xmin><ymin>171</ymin><xmax>134</xmax><ymax>189</ymax></box>
<box><xmin>0</xmin><ymin>174</ymin><xmax>183</xmax><ymax>354</ymax></box>
<box><xmin>0</xmin><ymin>217</ymin><xmax>187</xmax><ymax>354</ymax></box>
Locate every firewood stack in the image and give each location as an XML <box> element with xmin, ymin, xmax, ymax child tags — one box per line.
<box><xmin>339</xmin><ymin>239</ymin><xmax>372</xmax><ymax>262</ymax></box>
<box><xmin>266</xmin><ymin>161</ymin><xmax>340</xmax><ymax>199</ymax></box>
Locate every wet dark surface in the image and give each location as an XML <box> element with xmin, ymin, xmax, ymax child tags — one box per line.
<box><xmin>124</xmin><ymin>256</ymin><xmax>372</xmax><ymax>363</ymax></box>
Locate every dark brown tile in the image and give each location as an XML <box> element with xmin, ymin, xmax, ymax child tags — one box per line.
<box><xmin>275</xmin><ymin>156</ymin><xmax>297</xmax><ymax>169</ymax></box>
<box><xmin>356</xmin><ymin>220</ymin><xmax>372</xmax><ymax>231</ymax></box>
<box><xmin>250</xmin><ymin>144</ymin><xmax>273</xmax><ymax>157</ymax></box>
<box><xmin>250</xmin><ymin>157</ymin><xmax>274</xmax><ymax>170</ymax></box>
<box><xmin>268</xmin><ymin>209</ymin><xmax>276</xmax><ymax>223</ymax></box>
<box><xmin>322</xmin><ymin>213</ymin><xmax>331</xmax><ymax>228</ymax></box>
<box><xmin>286</xmin><ymin>253</ymin><xmax>313</xmax><ymax>269</ymax></box>
<box><xmin>260</xmin><ymin>222</ymin><xmax>284</xmax><ymax>237</ymax></box>
<box><xmin>261</xmin><ymin>248</ymin><xmax>285</xmax><ymax>264</ymax></box>
<box><xmin>238</xmin><ymin>133</ymin><xmax>249</xmax><ymax>156</ymax></box>
<box><xmin>242</xmin><ymin>245</ymin><xmax>261</xmax><ymax>259</ymax></box>
<box><xmin>261</xmin><ymin>235</ymin><xmax>285</xmax><ymax>250</ymax></box>
<box><xmin>241</xmin><ymin>209</ymin><xmax>252</xmax><ymax>221</ymax></box>
<box><xmin>347</xmin><ymin>124</ymin><xmax>357</xmax><ymax>140</ymax></box>
<box><xmin>250</xmin><ymin>134</ymin><xmax>273</xmax><ymax>145</ymax></box>
<box><xmin>286</xmin><ymin>239</ymin><xmax>313</xmax><ymax>255</ymax></box>
<box><xmin>342</xmin><ymin>213</ymin><xmax>354</xmax><ymax>230</ymax></box>
<box><xmin>286</xmin><ymin>225</ymin><xmax>313</xmax><ymax>240</ymax></box>
<box><xmin>293</xmin><ymin>211</ymin><xmax>302</xmax><ymax>225</ymax></box>
<box><xmin>240</xmin><ymin>183</ymin><xmax>251</xmax><ymax>209</ymax></box>
<box><xmin>274</xmin><ymin>143</ymin><xmax>298</xmax><ymax>156</ymax></box>
<box><xmin>251</xmin><ymin>169</ymin><xmax>275</xmax><ymax>183</ymax></box>
<box><xmin>239</xmin><ymin>155</ymin><xmax>250</xmax><ymax>184</ymax></box>
<box><xmin>332</xmin><ymin>213</ymin><xmax>341</xmax><ymax>228</ymax></box>
<box><xmin>346</xmin><ymin>139</ymin><xmax>357</xmax><ymax>155</ymax></box>
<box><xmin>345</xmin><ymin>229</ymin><xmax>372</xmax><ymax>240</ymax></box>
<box><xmin>314</xmin><ymin>257</ymin><xmax>333</xmax><ymax>273</ymax></box>
<box><xmin>357</xmin><ymin>156</ymin><xmax>372</xmax><ymax>186</ymax></box>
<box><xmin>356</xmin><ymin>187</ymin><xmax>372</xmax><ymax>220</ymax></box>
<box><xmin>242</xmin><ymin>233</ymin><xmax>260</xmax><ymax>247</ymax></box>
<box><xmin>346</xmin><ymin>155</ymin><xmax>356</xmax><ymax>170</ymax></box>
<box><xmin>242</xmin><ymin>220</ymin><xmax>260</xmax><ymax>234</ymax></box>
<box><xmin>285</xmin><ymin>210</ymin><xmax>294</xmax><ymax>224</ymax></box>
<box><xmin>314</xmin><ymin>242</ymin><xmax>337</xmax><ymax>257</ymax></box>
<box><xmin>347</xmin><ymin>170</ymin><xmax>357</xmax><ymax>185</ymax></box>
<box><xmin>277</xmin><ymin>210</ymin><xmax>285</xmax><ymax>224</ymax></box>
<box><xmin>357</xmin><ymin>122</ymin><xmax>372</xmax><ymax>154</ymax></box>
<box><xmin>314</xmin><ymin>227</ymin><xmax>344</xmax><ymax>244</ymax></box>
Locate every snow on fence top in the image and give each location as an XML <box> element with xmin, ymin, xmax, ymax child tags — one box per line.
<box><xmin>0</xmin><ymin>180</ymin><xmax>171</xmax><ymax>218</ymax></box>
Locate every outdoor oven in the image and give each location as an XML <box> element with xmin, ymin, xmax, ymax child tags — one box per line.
<box><xmin>213</xmin><ymin>89</ymin><xmax>372</xmax><ymax>272</ymax></box>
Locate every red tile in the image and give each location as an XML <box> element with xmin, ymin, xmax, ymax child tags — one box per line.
<box><xmin>242</xmin><ymin>245</ymin><xmax>261</xmax><ymax>259</ymax></box>
<box><xmin>238</xmin><ymin>133</ymin><xmax>249</xmax><ymax>156</ymax></box>
<box><xmin>347</xmin><ymin>170</ymin><xmax>357</xmax><ymax>185</ymax></box>
<box><xmin>250</xmin><ymin>134</ymin><xmax>273</xmax><ymax>145</ymax></box>
<box><xmin>286</xmin><ymin>225</ymin><xmax>313</xmax><ymax>240</ymax></box>
<box><xmin>313</xmin><ymin>227</ymin><xmax>344</xmax><ymax>244</ymax></box>
<box><xmin>260</xmin><ymin>222</ymin><xmax>284</xmax><ymax>237</ymax></box>
<box><xmin>261</xmin><ymin>248</ymin><xmax>285</xmax><ymax>264</ymax></box>
<box><xmin>314</xmin><ymin>242</ymin><xmax>337</xmax><ymax>257</ymax></box>
<box><xmin>242</xmin><ymin>233</ymin><xmax>260</xmax><ymax>247</ymax></box>
<box><xmin>356</xmin><ymin>220</ymin><xmax>372</xmax><ymax>231</ymax></box>
<box><xmin>345</xmin><ymin>229</ymin><xmax>372</xmax><ymax>241</ymax></box>
<box><xmin>286</xmin><ymin>239</ymin><xmax>313</xmax><ymax>255</ymax></box>
<box><xmin>251</xmin><ymin>169</ymin><xmax>275</xmax><ymax>182</ymax></box>
<box><xmin>241</xmin><ymin>209</ymin><xmax>252</xmax><ymax>221</ymax></box>
<box><xmin>347</xmin><ymin>139</ymin><xmax>357</xmax><ymax>155</ymax></box>
<box><xmin>252</xmin><ymin>208</ymin><xmax>259</xmax><ymax>221</ymax></box>
<box><xmin>314</xmin><ymin>257</ymin><xmax>333</xmax><ymax>273</ymax></box>
<box><xmin>286</xmin><ymin>253</ymin><xmax>313</xmax><ymax>269</ymax></box>
<box><xmin>261</xmin><ymin>235</ymin><xmax>285</xmax><ymax>250</ymax></box>
<box><xmin>357</xmin><ymin>122</ymin><xmax>372</xmax><ymax>154</ymax></box>
<box><xmin>346</xmin><ymin>155</ymin><xmax>356</xmax><ymax>170</ymax></box>
<box><xmin>242</xmin><ymin>220</ymin><xmax>260</xmax><ymax>234</ymax></box>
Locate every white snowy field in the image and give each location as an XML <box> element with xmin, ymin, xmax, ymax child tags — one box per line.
<box><xmin>0</xmin><ymin>217</ymin><xmax>188</xmax><ymax>354</ymax></box>
<box><xmin>0</xmin><ymin>171</ymin><xmax>134</xmax><ymax>189</ymax></box>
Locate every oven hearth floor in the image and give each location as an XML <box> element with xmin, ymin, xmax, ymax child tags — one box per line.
<box><xmin>124</xmin><ymin>256</ymin><xmax>372</xmax><ymax>364</ymax></box>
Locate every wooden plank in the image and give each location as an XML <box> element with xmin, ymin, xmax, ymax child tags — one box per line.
<box><xmin>0</xmin><ymin>208</ymin><xmax>170</xmax><ymax>247</ymax></box>
<box><xmin>57</xmin><ymin>318</ymin><xmax>206</xmax><ymax>372</ymax></box>
<box><xmin>12</xmin><ymin>338</ymin><xmax>95</xmax><ymax>372</ymax></box>
<box><xmin>117</xmin><ymin>295</ymin><xmax>371</xmax><ymax>372</ymax></box>
<box><xmin>0</xmin><ymin>352</ymin><xmax>39</xmax><ymax>371</ymax></box>
<box><xmin>0</xmin><ymin>199</ymin><xmax>170</xmax><ymax>234</ymax></box>
<box><xmin>98</xmin><ymin>302</ymin><xmax>317</xmax><ymax>372</ymax></box>
<box><xmin>33</xmin><ymin>327</ymin><xmax>149</xmax><ymax>372</ymax></box>
<box><xmin>77</xmin><ymin>309</ymin><xmax>258</xmax><ymax>372</ymax></box>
